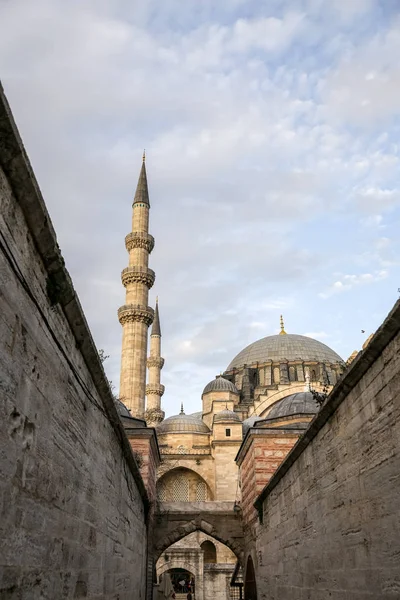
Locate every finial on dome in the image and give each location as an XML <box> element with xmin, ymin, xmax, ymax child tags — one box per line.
<box><xmin>180</xmin><ymin>402</ymin><xmax>184</xmax><ymax>414</ymax></box>
<box><xmin>142</xmin><ymin>149</ymin><xmax>146</xmax><ymax>162</ymax></box>
<box><xmin>279</xmin><ymin>315</ymin><xmax>287</xmax><ymax>335</ymax></box>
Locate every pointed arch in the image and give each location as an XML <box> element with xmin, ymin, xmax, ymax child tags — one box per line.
<box><xmin>244</xmin><ymin>555</ymin><xmax>257</xmax><ymax>600</ymax></box>
<box><xmin>153</xmin><ymin>518</ymin><xmax>243</xmax><ymax>563</ymax></box>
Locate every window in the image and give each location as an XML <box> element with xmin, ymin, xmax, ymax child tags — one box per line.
<box><xmin>201</xmin><ymin>540</ymin><xmax>217</xmax><ymax>563</ymax></box>
<box><xmin>172</xmin><ymin>476</ymin><xmax>189</xmax><ymax>501</ymax></box>
<box><xmin>158</xmin><ymin>482</ymin><xmax>167</xmax><ymax>502</ymax></box>
<box><xmin>196</xmin><ymin>481</ymin><xmax>207</xmax><ymax>501</ymax></box>
<box><xmin>226</xmin><ymin>428</ymin><xmax>231</xmax><ymax>437</ymax></box>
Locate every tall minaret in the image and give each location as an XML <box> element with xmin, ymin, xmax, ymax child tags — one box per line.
<box><xmin>118</xmin><ymin>152</ymin><xmax>155</xmax><ymax>417</ymax></box>
<box><xmin>145</xmin><ymin>298</ymin><xmax>165</xmax><ymax>425</ymax></box>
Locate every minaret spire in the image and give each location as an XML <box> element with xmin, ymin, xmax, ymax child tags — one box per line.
<box><xmin>118</xmin><ymin>155</ymin><xmax>156</xmax><ymax>417</ymax></box>
<box><xmin>145</xmin><ymin>298</ymin><xmax>165</xmax><ymax>426</ymax></box>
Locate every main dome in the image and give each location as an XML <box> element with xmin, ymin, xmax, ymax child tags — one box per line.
<box><xmin>226</xmin><ymin>334</ymin><xmax>343</xmax><ymax>371</ymax></box>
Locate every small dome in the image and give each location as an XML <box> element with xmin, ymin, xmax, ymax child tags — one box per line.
<box><xmin>203</xmin><ymin>376</ymin><xmax>239</xmax><ymax>396</ymax></box>
<box><xmin>115</xmin><ymin>399</ymin><xmax>132</xmax><ymax>418</ymax></box>
<box><xmin>213</xmin><ymin>408</ymin><xmax>241</xmax><ymax>424</ymax></box>
<box><xmin>157</xmin><ymin>411</ymin><xmax>210</xmax><ymax>434</ymax></box>
<box><xmin>266</xmin><ymin>392</ymin><xmax>319</xmax><ymax>420</ymax></box>
<box><xmin>226</xmin><ymin>334</ymin><xmax>343</xmax><ymax>371</ymax></box>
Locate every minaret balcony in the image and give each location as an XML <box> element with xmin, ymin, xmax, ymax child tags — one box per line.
<box><xmin>145</xmin><ymin>383</ymin><xmax>165</xmax><ymax>397</ymax></box>
<box><xmin>125</xmin><ymin>232</ymin><xmax>155</xmax><ymax>253</ymax></box>
<box><xmin>118</xmin><ymin>304</ymin><xmax>154</xmax><ymax>326</ymax></box>
<box><xmin>121</xmin><ymin>266</ymin><xmax>155</xmax><ymax>289</ymax></box>
<box><xmin>147</xmin><ymin>356</ymin><xmax>165</xmax><ymax>369</ymax></box>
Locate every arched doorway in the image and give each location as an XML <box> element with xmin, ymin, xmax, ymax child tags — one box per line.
<box><xmin>165</xmin><ymin>568</ymin><xmax>195</xmax><ymax>596</ymax></box>
<box><xmin>244</xmin><ymin>556</ymin><xmax>257</xmax><ymax>600</ymax></box>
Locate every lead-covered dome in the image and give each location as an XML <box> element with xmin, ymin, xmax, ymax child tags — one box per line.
<box><xmin>266</xmin><ymin>391</ymin><xmax>319</xmax><ymax>420</ymax></box>
<box><xmin>157</xmin><ymin>411</ymin><xmax>210</xmax><ymax>434</ymax></box>
<box><xmin>226</xmin><ymin>334</ymin><xmax>342</xmax><ymax>371</ymax></box>
<box><xmin>203</xmin><ymin>376</ymin><xmax>239</xmax><ymax>395</ymax></box>
<box><xmin>213</xmin><ymin>408</ymin><xmax>241</xmax><ymax>424</ymax></box>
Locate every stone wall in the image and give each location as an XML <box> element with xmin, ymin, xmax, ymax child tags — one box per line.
<box><xmin>253</xmin><ymin>301</ymin><xmax>400</xmax><ymax>600</ymax></box>
<box><xmin>0</xmin><ymin>86</ymin><xmax>148</xmax><ymax>599</ymax></box>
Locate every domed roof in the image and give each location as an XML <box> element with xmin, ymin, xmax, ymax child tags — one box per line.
<box><xmin>157</xmin><ymin>408</ymin><xmax>210</xmax><ymax>434</ymax></box>
<box><xmin>226</xmin><ymin>334</ymin><xmax>342</xmax><ymax>371</ymax></box>
<box><xmin>242</xmin><ymin>414</ymin><xmax>263</xmax><ymax>435</ymax></box>
<box><xmin>213</xmin><ymin>408</ymin><xmax>241</xmax><ymax>424</ymax></box>
<box><xmin>266</xmin><ymin>391</ymin><xmax>319</xmax><ymax>420</ymax></box>
<box><xmin>203</xmin><ymin>376</ymin><xmax>239</xmax><ymax>395</ymax></box>
<box><xmin>115</xmin><ymin>399</ymin><xmax>132</xmax><ymax>418</ymax></box>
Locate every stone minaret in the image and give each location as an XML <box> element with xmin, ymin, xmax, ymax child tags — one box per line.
<box><xmin>145</xmin><ymin>298</ymin><xmax>165</xmax><ymax>425</ymax></box>
<box><xmin>118</xmin><ymin>153</ymin><xmax>155</xmax><ymax>417</ymax></box>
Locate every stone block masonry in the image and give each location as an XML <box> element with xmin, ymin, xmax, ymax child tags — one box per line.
<box><xmin>0</xmin><ymin>85</ymin><xmax>149</xmax><ymax>599</ymax></box>
<box><xmin>253</xmin><ymin>300</ymin><xmax>400</xmax><ymax>600</ymax></box>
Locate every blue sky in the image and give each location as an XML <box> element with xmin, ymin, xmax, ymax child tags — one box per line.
<box><xmin>1</xmin><ymin>0</ymin><xmax>399</xmax><ymax>416</ymax></box>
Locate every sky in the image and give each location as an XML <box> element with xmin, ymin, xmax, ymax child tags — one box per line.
<box><xmin>1</xmin><ymin>0</ymin><xmax>399</xmax><ymax>417</ymax></box>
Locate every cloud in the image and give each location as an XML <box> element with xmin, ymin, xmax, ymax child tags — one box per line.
<box><xmin>1</xmin><ymin>0</ymin><xmax>399</xmax><ymax>415</ymax></box>
<box><xmin>319</xmin><ymin>270</ymin><xmax>388</xmax><ymax>298</ymax></box>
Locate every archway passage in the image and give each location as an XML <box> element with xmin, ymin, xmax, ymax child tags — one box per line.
<box><xmin>165</xmin><ymin>568</ymin><xmax>195</xmax><ymax>595</ymax></box>
<box><xmin>153</xmin><ymin>503</ymin><xmax>244</xmax><ymax>562</ymax></box>
<box><xmin>244</xmin><ymin>556</ymin><xmax>257</xmax><ymax>600</ymax></box>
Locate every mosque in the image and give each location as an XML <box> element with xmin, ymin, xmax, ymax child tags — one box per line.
<box><xmin>117</xmin><ymin>156</ymin><xmax>346</xmax><ymax>599</ymax></box>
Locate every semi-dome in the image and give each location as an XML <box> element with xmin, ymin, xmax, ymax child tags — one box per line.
<box><xmin>266</xmin><ymin>391</ymin><xmax>319</xmax><ymax>420</ymax></box>
<box><xmin>157</xmin><ymin>408</ymin><xmax>210</xmax><ymax>434</ymax></box>
<box><xmin>226</xmin><ymin>334</ymin><xmax>343</xmax><ymax>371</ymax></box>
<box><xmin>242</xmin><ymin>414</ymin><xmax>263</xmax><ymax>435</ymax></box>
<box><xmin>203</xmin><ymin>376</ymin><xmax>239</xmax><ymax>395</ymax></box>
<box><xmin>213</xmin><ymin>408</ymin><xmax>241</xmax><ymax>424</ymax></box>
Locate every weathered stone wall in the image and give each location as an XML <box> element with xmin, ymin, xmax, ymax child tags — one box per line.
<box><xmin>0</xmin><ymin>88</ymin><xmax>148</xmax><ymax>599</ymax></box>
<box><xmin>254</xmin><ymin>302</ymin><xmax>400</xmax><ymax>600</ymax></box>
<box><xmin>203</xmin><ymin>564</ymin><xmax>233</xmax><ymax>600</ymax></box>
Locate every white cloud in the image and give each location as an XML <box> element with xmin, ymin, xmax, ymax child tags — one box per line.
<box><xmin>1</xmin><ymin>0</ymin><xmax>399</xmax><ymax>415</ymax></box>
<box><xmin>320</xmin><ymin>270</ymin><xmax>388</xmax><ymax>298</ymax></box>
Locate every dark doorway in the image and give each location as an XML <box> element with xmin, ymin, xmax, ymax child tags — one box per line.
<box><xmin>244</xmin><ymin>556</ymin><xmax>257</xmax><ymax>600</ymax></box>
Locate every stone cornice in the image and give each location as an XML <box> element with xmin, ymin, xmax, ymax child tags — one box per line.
<box><xmin>125</xmin><ymin>231</ymin><xmax>154</xmax><ymax>253</ymax></box>
<box><xmin>118</xmin><ymin>304</ymin><xmax>154</xmax><ymax>326</ymax></box>
<box><xmin>146</xmin><ymin>383</ymin><xmax>165</xmax><ymax>396</ymax></box>
<box><xmin>147</xmin><ymin>356</ymin><xmax>164</xmax><ymax>369</ymax></box>
<box><xmin>121</xmin><ymin>266</ymin><xmax>155</xmax><ymax>289</ymax></box>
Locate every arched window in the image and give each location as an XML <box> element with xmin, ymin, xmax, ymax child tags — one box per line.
<box><xmin>196</xmin><ymin>481</ymin><xmax>207</xmax><ymax>501</ymax></box>
<box><xmin>289</xmin><ymin>366</ymin><xmax>296</xmax><ymax>381</ymax></box>
<box><xmin>201</xmin><ymin>540</ymin><xmax>217</xmax><ymax>563</ymax></box>
<box><xmin>173</xmin><ymin>476</ymin><xmax>189</xmax><ymax>501</ymax></box>
<box><xmin>310</xmin><ymin>369</ymin><xmax>317</xmax><ymax>382</ymax></box>
<box><xmin>273</xmin><ymin>367</ymin><xmax>280</xmax><ymax>384</ymax></box>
